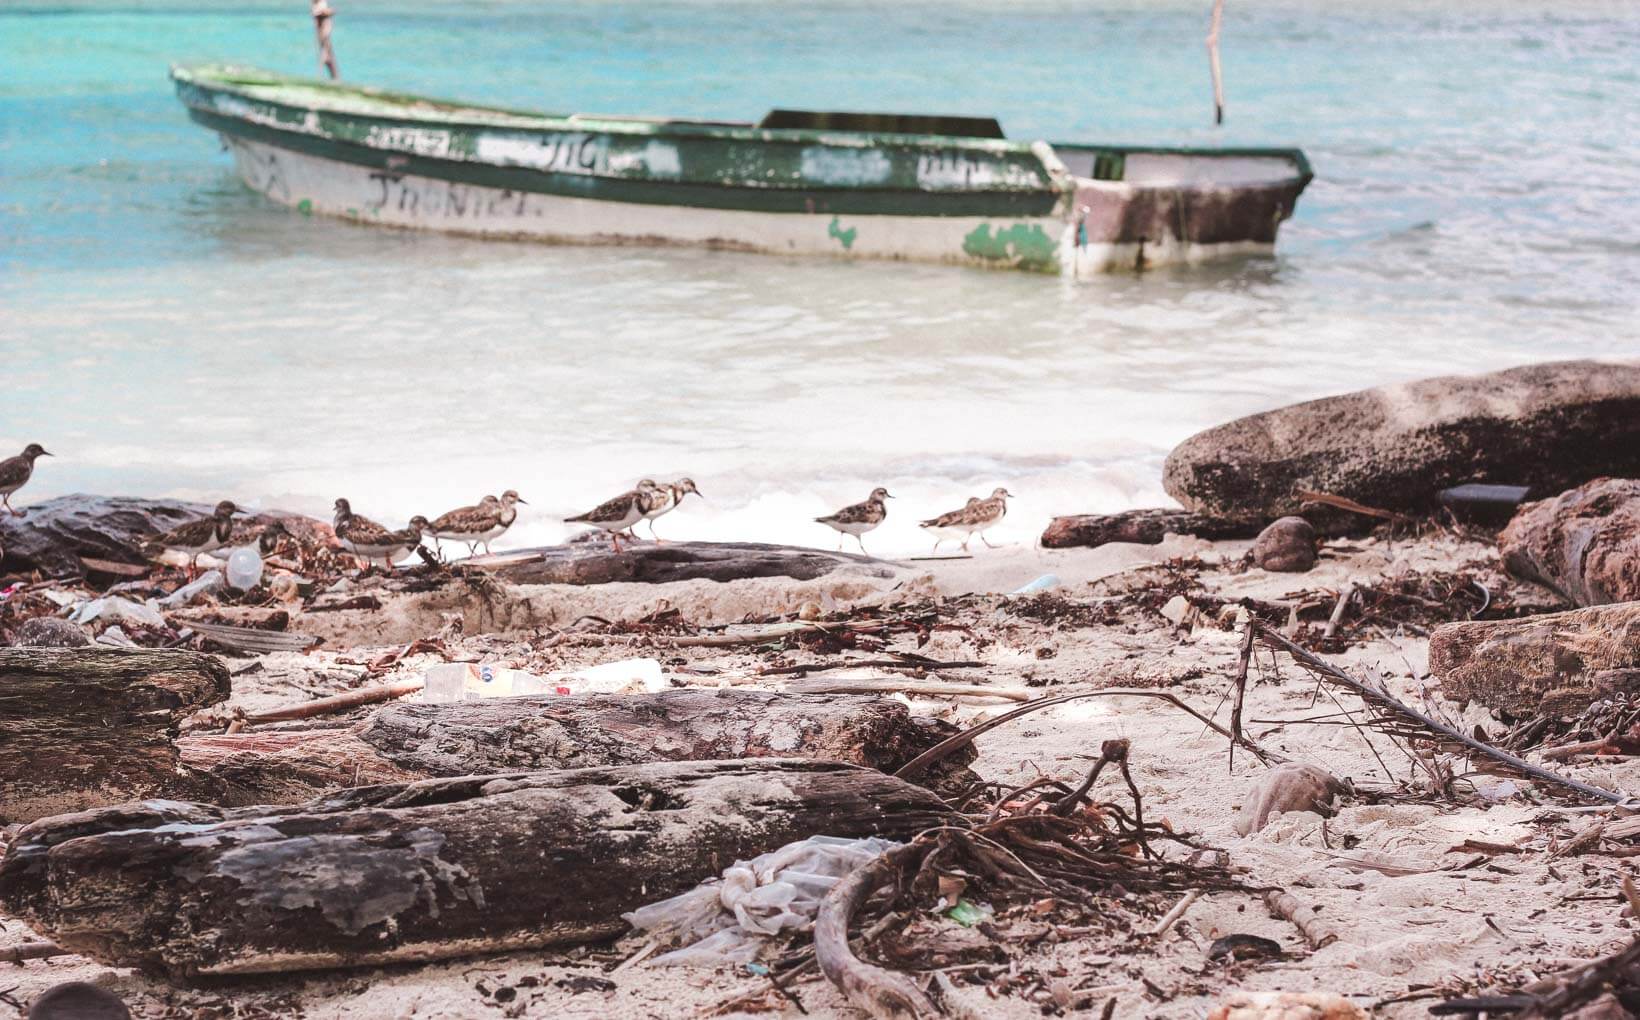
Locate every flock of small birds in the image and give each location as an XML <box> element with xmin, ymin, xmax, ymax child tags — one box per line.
<box><xmin>1</xmin><ymin>443</ymin><xmax>1015</xmax><ymax>571</ymax></box>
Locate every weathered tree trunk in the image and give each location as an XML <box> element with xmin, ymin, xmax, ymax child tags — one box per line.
<box><xmin>177</xmin><ymin>729</ymin><xmax>422</xmax><ymax>806</ymax></box>
<box><xmin>1501</xmin><ymin>478</ymin><xmax>1640</xmax><ymax>607</ymax></box>
<box><xmin>1039</xmin><ymin>508</ymin><xmax>1263</xmax><ymax>549</ymax></box>
<box><xmin>0</xmin><ymin>760</ymin><xmax>954</xmax><ymax>979</ymax></box>
<box><xmin>358</xmin><ymin>689</ymin><xmax>975</xmax><ymax>782</ymax></box>
<box><xmin>0</xmin><ymin>648</ymin><xmax>231</xmax><ymax>822</ymax></box>
<box><xmin>487</xmin><ymin>541</ymin><xmax>896</xmax><ymax>585</ymax></box>
<box><xmin>1430</xmin><ymin>602</ymin><xmax>1640</xmax><ymax>718</ymax></box>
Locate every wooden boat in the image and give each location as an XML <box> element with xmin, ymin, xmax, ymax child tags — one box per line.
<box><xmin>171</xmin><ymin>63</ymin><xmax>1313</xmax><ymax>274</ymax></box>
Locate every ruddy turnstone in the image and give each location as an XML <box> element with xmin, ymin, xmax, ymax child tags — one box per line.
<box><xmin>565</xmin><ymin>480</ymin><xmax>657</xmax><ymax>551</ymax></box>
<box><xmin>146</xmin><ymin>499</ymin><xmax>242</xmax><ymax>577</ymax></box>
<box><xmin>334</xmin><ymin>498</ymin><xmax>429</xmax><ymax>571</ymax></box>
<box><xmin>816</xmin><ymin>487</ymin><xmax>892</xmax><ymax>553</ymax></box>
<box><xmin>920</xmin><ymin>487</ymin><xmax>1013</xmax><ymax>552</ymax></box>
<box><xmin>641</xmin><ymin>478</ymin><xmax>702</xmax><ymax>541</ymax></box>
<box><xmin>0</xmin><ymin>444</ymin><xmax>51</xmax><ymax>516</ymax></box>
<box><xmin>428</xmin><ymin>489</ymin><xmax>527</xmax><ymax>557</ymax></box>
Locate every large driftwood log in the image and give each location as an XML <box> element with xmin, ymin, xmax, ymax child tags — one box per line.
<box><xmin>485</xmin><ymin>541</ymin><xmax>896</xmax><ymax>585</ymax></box>
<box><xmin>1163</xmin><ymin>360</ymin><xmax>1640</xmax><ymax>520</ymax></box>
<box><xmin>178</xmin><ymin>730</ymin><xmax>422</xmax><ymax>806</ymax></box>
<box><xmin>1430</xmin><ymin>602</ymin><xmax>1640</xmax><ymax>718</ymax></box>
<box><xmin>1039</xmin><ymin>508</ymin><xmax>1264</xmax><ymax>549</ymax></box>
<box><xmin>0</xmin><ymin>760</ymin><xmax>954</xmax><ymax>979</ymax></box>
<box><xmin>1501</xmin><ymin>478</ymin><xmax>1640</xmax><ymax>607</ymax></box>
<box><xmin>359</xmin><ymin>689</ymin><xmax>976</xmax><ymax>781</ymax></box>
<box><xmin>0</xmin><ymin>648</ymin><xmax>231</xmax><ymax>822</ymax></box>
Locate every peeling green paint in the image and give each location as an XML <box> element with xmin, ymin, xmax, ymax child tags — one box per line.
<box><xmin>827</xmin><ymin>216</ymin><xmax>857</xmax><ymax>250</ymax></box>
<box><xmin>962</xmin><ymin>223</ymin><xmax>1058</xmax><ymax>271</ymax></box>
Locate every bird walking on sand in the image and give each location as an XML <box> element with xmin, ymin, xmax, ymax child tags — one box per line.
<box><xmin>334</xmin><ymin>498</ymin><xmax>428</xmax><ymax>571</ymax></box>
<box><xmin>920</xmin><ymin>487</ymin><xmax>1013</xmax><ymax>552</ymax></box>
<box><xmin>565</xmin><ymin>480</ymin><xmax>657</xmax><ymax>552</ymax></box>
<box><xmin>641</xmin><ymin>478</ymin><xmax>702</xmax><ymax>541</ymax></box>
<box><xmin>0</xmin><ymin>444</ymin><xmax>51</xmax><ymax>517</ymax></box>
<box><xmin>816</xmin><ymin>487</ymin><xmax>892</xmax><ymax>554</ymax></box>
<box><xmin>428</xmin><ymin>489</ymin><xmax>527</xmax><ymax>557</ymax></box>
<box><xmin>145</xmin><ymin>500</ymin><xmax>243</xmax><ymax>578</ymax></box>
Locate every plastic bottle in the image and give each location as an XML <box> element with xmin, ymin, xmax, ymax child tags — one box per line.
<box><xmin>225</xmin><ymin>545</ymin><xmax>264</xmax><ymax>591</ymax></box>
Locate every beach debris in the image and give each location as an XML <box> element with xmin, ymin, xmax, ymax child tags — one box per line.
<box><xmin>492</xmin><ymin>540</ymin><xmax>894</xmax><ymax>585</ymax></box>
<box><xmin>1207</xmin><ymin>933</ymin><xmax>1284</xmax><ymax>964</ymax></box>
<box><xmin>1206</xmin><ymin>991</ymin><xmax>1365</xmax><ymax>1019</ymax></box>
<box><xmin>1431</xmin><ymin>932</ymin><xmax>1640</xmax><ymax>1018</ymax></box>
<box><xmin>1039</xmin><ymin>507</ymin><xmax>1262</xmax><ymax>549</ymax></box>
<box><xmin>1254</xmin><ymin>623</ymin><xmax>1626</xmax><ymax>805</ymax></box>
<box><xmin>155</xmin><ymin>569</ymin><xmax>225</xmax><ymax>608</ymax></box>
<box><xmin>1008</xmin><ymin>573</ymin><xmax>1060</xmax><ymax>595</ymax></box>
<box><xmin>1163</xmin><ymin>359</ymin><xmax>1640</xmax><ymax>520</ymax></box>
<box><xmin>1234</xmin><ymin>763</ymin><xmax>1348</xmax><ymax>836</ymax></box>
<box><xmin>1438</xmin><ymin>482</ymin><xmax>1533</xmax><ymax>524</ymax></box>
<box><xmin>1501</xmin><ymin>477</ymin><xmax>1640</xmax><ymax>606</ymax></box>
<box><xmin>68</xmin><ymin>595</ymin><xmax>164</xmax><ymax>629</ymax></box>
<box><xmin>24</xmin><ymin>981</ymin><xmax>129</xmax><ymax>1020</ymax></box>
<box><xmin>0</xmin><ymin>647</ymin><xmax>230</xmax><ymax>823</ymax></box>
<box><xmin>181</xmin><ymin>618</ymin><xmax>319</xmax><ymax>655</ymax></box>
<box><xmin>0</xmin><ymin>760</ymin><xmax>952</xmax><ymax>979</ymax></box>
<box><xmin>1431</xmin><ymin>601</ymin><xmax>1640</xmax><ymax>719</ymax></box>
<box><xmin>178</xmin><ymin>728</ymin><xmax>423</xmax><ymax>806</ymax></box>
<box><xmin>1263</xmin><ymin>889</ymin><xmax>1341</xmax><ymax>950</ymax></box>
<box><xmin>420</xmin><ymin>657</ymin><xmax>666</xmax><ymax>702</ymax></box>
<box><xmin>359</xmin><ymin>689</ymin><xmax>975</xmax><ymax>785</ymax></box>
<box><xmin>1251</xmin><ymin>516</ymin><xmax>1318</xmax><ymax>572</ymax></box>
<box><xmin>10</xmin><ymin>616</ymin><xmax>90</xmax><ymax>647</ymax></box>
<box><xmin>625</xmin><ymin>835</ymin><xmax>902</xmax><ymax>966</ymax></box>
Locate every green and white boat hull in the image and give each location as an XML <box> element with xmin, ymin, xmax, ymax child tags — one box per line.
<box><xmin>173</xmin><ymin>64</ymin><xmax>1313</xmax><ymax>275</ymax></box>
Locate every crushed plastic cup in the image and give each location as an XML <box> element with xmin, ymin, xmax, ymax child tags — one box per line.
<box><xmin>225</xmin><ymin>546</ymin><xmax>264</xmax><ymax>591</ymax></box>
<box><xmin>420</xmin><ymin>657</ymin><xmax>667</xmax><ymax>703</ymax></box>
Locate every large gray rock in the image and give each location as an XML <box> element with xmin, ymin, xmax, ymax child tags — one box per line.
<box><xmin>1500</xmin><ymin>478</ymin><xmax>1640</xmax><ymax>607</ymax></box>
<box><xmin>1163</xmin><ymin>360</ymin><xmax>1640</xmax><ymax>520</ymax></box>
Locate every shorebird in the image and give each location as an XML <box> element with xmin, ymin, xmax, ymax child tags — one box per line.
<box><xmin>428</xmin><ymin>489</ymin><xmax>527</xmax><ymax>557</ymax></box>
<box><xmin>641</xmin><ymin>478</ymin><xmax>702</xmax><ymax>541</ymax></box>
<box><xmin>0</xmin><ymin>444</ymin><xmax>51</xmax><ymax>516</ymax></box>
<box><xmin>334</xmin><ymin>498</ymin><xmax>428</xmax><ymax>571</ymax></box>
<box><xmin>145</xmin><ymin>500</ymin><xmax>242</xmax><ymax>578</ymax></box>
<box><xmin>565</xmin><ymin>480</ymin><xmax>657</xmax><ymax>552</ymax></box>
<box><xmin>920</xmin><ymin>487</ymin><xmax>1013</xmax><ymax>552</ymax></box>
<box><xmin>816</xmin><ymin>487</ymin><xmax>892</xmax><ymax>554</ymax></box>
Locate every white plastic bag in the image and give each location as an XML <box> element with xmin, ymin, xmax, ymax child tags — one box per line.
<box><xmin>623</xmin><ymin>835</ymin><xmax>900</xmax><ymax>967</ymax></box>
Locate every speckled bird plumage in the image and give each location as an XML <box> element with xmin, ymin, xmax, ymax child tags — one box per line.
<box><xmin>0</xmin><ymin>444</ymin><xmax>51</xmax><ymax>516</ymax></box>
<box><xmin>816</xmin><ymin>487</ymin><xmax>892</xmax><ymax>553</ymax></box>
<box><xmin>921</xmin><ymin>487</ymin><xmax>1012</xmax><ymax>551</ymax></box>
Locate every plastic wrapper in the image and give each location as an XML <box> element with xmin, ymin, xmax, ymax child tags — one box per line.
<box><xmin>623</xmin><ymin>834</ymin><xmax>901</xmax><ymax>967</ymax></box>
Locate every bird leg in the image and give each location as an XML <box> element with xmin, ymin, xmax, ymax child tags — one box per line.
<box><xmin>981</xmin><ymin>533</ymin><xmax>999</xmax><ymax>548</ymax></box>
<box><xmin>960</xmin><ymin>537</ymin><xmax>971</xmax><ymax>552</ymax></box>
<box><xmin>2</xmin><ymin>495</ymin><xmax>17</xmax><ymax>517</ymax></box>
<box><xmin>855</xmin><ymin>535</ymin><xmax>868</xmax><ymax>555</ymax></box>
<box><xmin>482</xmin><ymin>540</ymin><xmax>493</xmax><ymax>556</ymax></box>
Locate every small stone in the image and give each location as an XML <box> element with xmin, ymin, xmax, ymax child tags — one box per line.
<box><xmin>1235</xmin><ymin>763</ymin><xmax>1349</xmax><ymax>836</ymax></box>
<box><xmin>12</xmin><ymin>616</ymin><xmax>92</xmax><ymax>647</ymax></box>
<box><xmin>1252</xmin><ymin>517</ymin><xmax>1317</xmax><ymax>573</ymax></box>
<box><xmin>27</xmin><ymin>982</ymin><xmax>130</xmax><ymax>1020</ymax></box>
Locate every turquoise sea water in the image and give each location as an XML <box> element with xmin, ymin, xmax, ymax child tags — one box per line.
<box><xmin>3</xmin><ymin>0</ymin><xmax>1638</xmax><ymax>552</ymax></box>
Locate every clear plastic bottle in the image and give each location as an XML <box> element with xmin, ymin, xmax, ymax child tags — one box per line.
<box><xmin>225</xmin><ymin>545</ymin><xmax>264</xmax><ymax>591</ymax></box>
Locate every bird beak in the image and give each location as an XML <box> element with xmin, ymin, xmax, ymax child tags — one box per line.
<box><xmin>517</xmin><ymin>497</ymin><xmax>530</xmax><ymax>505</ymax></box>
<box><xmin>40</xmin><ymin>450</ymin><xmax>52</xmax><ymax>457</ymax></box>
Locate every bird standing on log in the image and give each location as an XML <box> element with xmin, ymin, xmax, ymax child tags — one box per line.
<box><xmin>920</xmin><ymin>487</ymin><xmax>1012</xmax><ymax>552</ymax></box>
<box><xmin>0</xmin><ymin>444</ymin><xmax>51</xmax><ymax>516</ymax></box>
<box><xmin>565</xmin><ymin>480</ymin><xmax>657</xmax><ymax>552</ymax></box>
<box><xmin>641</xmin><ymin>478</ymin><xmax>702</xmax><ymax>541</ymax></box>
<box><xmin>334</xmin><ymin>498</ymin><xmax>427</xmax><ymax>571</ymax></box>
<box><xmin>816</xmin><ymin>487</ymin><xmax>892</xmax><ymax>554</ymax></box>
<box><xmin>145</xmin><ymin>499</ymin><xmax>243</xmax><ymax>578</ymax></box>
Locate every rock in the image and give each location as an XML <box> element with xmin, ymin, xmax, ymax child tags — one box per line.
<box><xmin>1252</xmin><ymin>516</ymin><xmax>1317</xmax><ymax>572</ymax></box>
<box><xmin>1207</xmin><ymin>992</ymin><xmax>1366</xmax><ymax>1020</ymax></box>
<box><xmin>489</xmin><ymin>541</ymin><xmax>896</xmax><ymax>585</ymax></box>
<box><xmin>1430</xmin><ymin>602</ymin><xmax>1640</xmax><ymax>718</ymax></box>
<box><xmin>0</xmin><ymin>494</ymin><xmax>323</xmax><ymax>580</ymax></box>
<box><xmin>1501</xmin><ymin>478</ymin><xmax>1640</xmax><ymax>606</ymax></box>
<box><xmin>1235</xmin><ymin>763</ymin><xmax>1349</xmax><ymax>835</ymax></box>
<box><xmin>11</xmin><ymin>617</ymin><xmax>91</xmax><ymax>647</ymax></box>
<box><xmin>1163</xmin><ymin>360</ymin><xmax>1640</xmax><ymax>520</ymax></box>
<box><xmin>1039</xmin><ymin>508</ymin><xmax>1263</xmax><ymax>549</ymax></box>
<box><xmin>26</xmin><ymin>982</ymin><xmax>130</xmax><ymax>1020</ymax></box>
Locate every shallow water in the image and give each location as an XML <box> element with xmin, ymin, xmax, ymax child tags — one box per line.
<box><xmin>3</xmin><ymin>0</ymin><xmax>1638</xmax><ymax>555</ymax></box>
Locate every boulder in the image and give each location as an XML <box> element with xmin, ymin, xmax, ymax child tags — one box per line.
<box><xmin>1501</xmin><ymin>478</ymin><xmax>1640</xmax><ymax>607</ymax></box>
<box><xmin>1163</xmin><ymin>360</ymin><xmax>1640</xmax><ymax>520</ymax></box>
<box><xmin>1430</xmin><ymin>602</ymin><xmax>1640</xmax><ymax>718</ymax></box>
<box><xmin>0</xmin><ymin>494</ymin><xmax>325</xmax><ymax>580</ymax></box>
<box><xmin>1251</xmin><ymin>516</ymin><xmax>1317</xmax><ymax>572</ymax></box>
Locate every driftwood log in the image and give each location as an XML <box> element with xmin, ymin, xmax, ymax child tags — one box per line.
<box><xmin>484</xmin><ymin>541</ymin><xmax>896</xmax><ymax>585</ymax></box>
<box><xmin>1039</xmin><ymin>508</ymin><xmax>1263</xmax><ymax>549</ymax></box>
<box><xmin>181</xmin><ymin>690</ymin><xmax>979</xmax><ymax>803</ymax></box>
<box><xmin>0</xmin><ymin>759</ymin><xmax>954</xmax><ymax>979</ymax></box>
<box><xmin>1501</xmin><ymin>478</ymin><xmax>1640</xmax><ymax>606</ymax></box>
<box><xmin>1431</xmin><ymin>602</ymin><xmax>1640</xmax><ymax>718</ymax></box>
<box><xmin>0</xmin><ymin>648</ymin><xmax>231</xmax><ymax>822</ymax></box>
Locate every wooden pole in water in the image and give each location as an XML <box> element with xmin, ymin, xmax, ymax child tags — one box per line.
<box><xmin>1206</xmin><ymin>0</ymin><xmax>1226</xmax><ymax>124</ymax></box>
<box><xmin>311</xmin><ymin>0</ymin><xmax>339</xmax><ymax>79</ymax></box>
